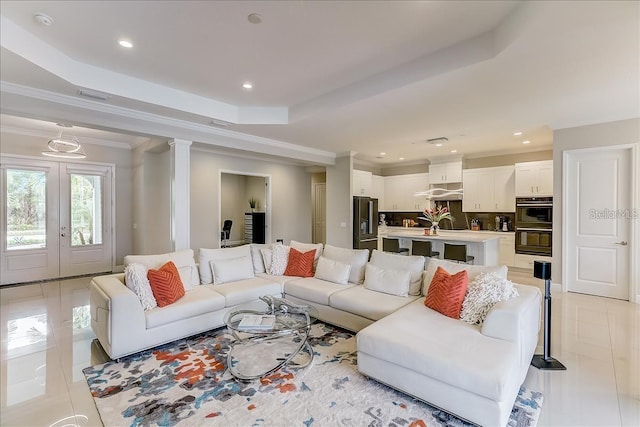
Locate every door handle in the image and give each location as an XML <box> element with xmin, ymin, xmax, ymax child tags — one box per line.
<box><xmin>61</xmin><ymin>233</ymin><xmax>66</xmax><ymax>237</ymax></box>
<box><xmin>614</xmin><ymin>241</ymin><xmax>628</xmax><ymax>246</ymax></box>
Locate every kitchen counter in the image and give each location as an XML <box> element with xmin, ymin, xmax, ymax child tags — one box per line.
<box><xmin>384</xmin><ymin>229</ymin><xmax>501</xmax><ymax>266</ymax></box>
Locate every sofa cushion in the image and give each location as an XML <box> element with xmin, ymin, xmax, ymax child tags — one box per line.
<box><xmin>210</xmin><ymin>255</ymin><xmax>255</xmax><ymax>284</ymax></box>
<box><xmin>369</xmin><ymin>250</ymin><xmax>425</xmax><ymax>296</ymax></box>
<box><xmin>424</xmin><ymin>266</ymin><xmax>468</xmax><ymax>319</ymax></box>
<box><xmin>147</xmin><ymin>261</ymin><xmax>186</xmax><ymax>307</ymax></box>
<box><xmin>266</xmin><ymin>244</ymin><xmax>290</xmax><ymax>275</ymax></box>
<box><xmin>198</xmin><ymin>245</ymin><xmax>251</xmax><ymax>285</ymax></box>
<box><xmin>330</xmin><ymin>286</ymin><xmax>419</xmax><ymax>321</ymax></box>
<box><xmin>290</xmin><ymin>240</ymin><xmax>323</xmax><ymax>268</ymax></box>
<box><xmin>284</xmin><ymin>277</ymin><xmax>355</xmax><ymax>306</ymax></box>
<box><xmin>314</xmin><ymin>256</ymin><xmax>351</xmax><ymax>285</ymax></box>
<box><xmin>357</xmin><ymin>299</ymin><xmax>520</xmax><ymax>401</ymax></box>
<box><xmin>460</xmin><ymin>272</ymin><xmax>519</xmax><ymax>325</ymax></box>
<box><xmin>423</xmin><ymin>258</ymin><xmax>508</xmax><ymax>295</ymax></box>
<box><xmin>363</xmin><ymin>263</ymin><xmax>411</xmax><ymax>297</ymax></box>
<box><xmin>125</xmin><ymin>249</ymin><xmax>199</xmax><ymax>290</ymax></box>
<box><xmin>322</xmin><ymin>244</ymin><xmax>369</xmax><ymax>284</ymax></box>
<box><xmin>284</xmin><ymin>248</ymin><xmax>316</xmax><ymax>277</ymax></box>
<box><xmin>250</xmin><ymin>243</ymin><xmax>271</xmax><ymax>273</ymax></box>
<box><xmin>124</xmin><ymin>263</ymin><xmax>157</xmax><ymax>311</ymax></box>
<box><xmin>205</xmin><ymin>277</ymin><xmax>282</xmax><ymax>307</ymax></box>
<box><xmin>145</xmin><ymin>286</ymin><xmax>226</xmax><ymax>329</ymax></box>
<box><xmin>256</xmin><ymin>273</ymin><xmax>301</xmax><ymax>286</ymax></box>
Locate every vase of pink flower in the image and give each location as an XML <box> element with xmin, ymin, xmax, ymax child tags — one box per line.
<box><xmin>419</xmin><ymin>205</ymin><xmax>453</xmax><ymax>235</ymax></box>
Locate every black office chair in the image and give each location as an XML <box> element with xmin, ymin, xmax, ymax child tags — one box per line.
<box><xmin>221</xmin><ymin>220</ymin><xmax>232</xmax><ymax>248</ymax></box>
<box><xmin>411</xmin><ymin>240</ymin><xmax>440</xmax><ymax>258</ymax></box>
<box><xmin>443</xmin><ymin>243</ymin><xmax>474</xmax><ymax>264</ymax></box>
<box><xmin>382</xmin><ymin>238</ymin><xmax>409</xmax><ymax>255</ymax></box>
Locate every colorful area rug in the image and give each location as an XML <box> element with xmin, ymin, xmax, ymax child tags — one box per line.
<box><xmin>83</xmin><ymin>323</ymin><xmax>543</xmax><ymax>427</ymax></box>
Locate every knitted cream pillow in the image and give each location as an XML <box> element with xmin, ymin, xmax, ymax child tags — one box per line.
<box><xmin>460</xmin><ymin>272</ymin><xmax>519</xmax><ymax>325</ymax></box>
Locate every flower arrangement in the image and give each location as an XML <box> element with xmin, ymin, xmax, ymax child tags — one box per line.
<box><xmin>419</xmin><ymin>205</ymin><xmax>453</xmax><ymax>224</ymax></box>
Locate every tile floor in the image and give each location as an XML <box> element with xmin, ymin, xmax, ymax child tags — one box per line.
<box><xmin>0</xmin><ymin>272</ymin><xmax>638</xmax><ymax>426</ymax></box>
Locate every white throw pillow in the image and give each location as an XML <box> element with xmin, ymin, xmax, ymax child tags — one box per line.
<box><xmin>460</xmin><ymin>272</ymin><xmax>519</xmax><ymax>325</ymax></box>
<box><xmin>290</xmin><ymin>240</ymin><xmax>323</xmax><ymax>267</ymax></box>
<box><xmin>369</xmin><ymin>250</ymin><xmax>425</xmax><ymax>296</ymax></box>
<box><xmin>268</xmin><ymin>244</ymin><xmax>290</xmax><ymax>275</ymax></box>
<box><xmin>209</xmin><ymin>256</ymin><xmax>255</xmax><ymax>285</ymax></box>
<box><xmin>250</xmin><ymin>243</ymin><xmax>271</xmax><ymax>273</ymax></box>
<box><xmin>260</xmin><ymin>248</ymin><xmax>273</xmax><ymax>273</ymax></box>
<box><xmin>314</xmin><ymin>256</ymin><xmax>352</xmax><ymax>285</ymax></box>
<box><xmin>363</xmin><ymin>263</ymin><xmax>411</xmax><ymax>297</ymax></box>
<box><xmin>322</xmin><ymin>244</ymin><xmax>370</xmax><ymax>284</ymax></box>
<box><xmin>124</xmin><ymin>249</ymin><xmax>198</xmax><ymax>290</ymax></box>
<box><xmin>422</xmin><ymin>258</ymin><xmax>508</xmax><ymax>295</ymax></box>
<box><xmin>124</xmin><ymin>263</ymin><xmax>157</xmax><ymax>311</ymax></box>
<box><xmin>198</xmin><ymin>245</ymin><xmax>251</xmax><ymax>284</ymax></box>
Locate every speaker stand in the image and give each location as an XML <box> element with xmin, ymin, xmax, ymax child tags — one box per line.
<box><xmin>531</xmin><ymin>277</ymin><xmax>566</xmax><ymax>370</ymax></box>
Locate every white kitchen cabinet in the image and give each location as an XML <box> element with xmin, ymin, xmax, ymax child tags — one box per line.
<box><xmin>429</xmin><ymin>161</ymin><xmax>463</xmax><ymax>184</ymax></box>
<box><xmin>514</xmin><ymin>253</ymin><xmax>552</xmax><ymax>270</ymax></box>
<box><xmin>382</xmin><ymin>173</ymin><xmax>429</xmax><ymax>211</ymax></box>
<box><xmin>352</xmin><ymin>170</ymin><xmax>372</xmax><ymax>196</ymax></box>
<box><xmin>497</xmin><ymin>233</ymin><xmax>515</xmax><ymax>267</ymax></box>
<box><xmin>515</xmin><ymin>160</ymin><xmax>553</xmax><ymax>197</ymax></box>
<box><xmin>371</xmin><ymin>175</ymin><xmax>385</xmax><ymax>206</ymax></box>
<box><xmin>463</xmin><ymin>166</ymin><xmax>515</xmax><ymax>212</ymax></box>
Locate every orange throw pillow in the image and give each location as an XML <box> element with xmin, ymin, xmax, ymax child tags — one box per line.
<box><xmin>424</xmin><ymin>266</ymin><xmax>469</xmax><ymax>319</ymax></box>
<box><xmin>147</xmin><ymin>261</ymin><xmax>185</xmax><ymax>307</ymax></box>
<box><xmin>284</xmin><ymin>248</ymin><xmax>316</xmax><ymax>277</ymax></box>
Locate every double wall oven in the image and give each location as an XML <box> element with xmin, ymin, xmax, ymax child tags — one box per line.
<box><xmin>515</xmin><ymin>197</ymin><xmax>552</xmax><ymax>256</ymax></box>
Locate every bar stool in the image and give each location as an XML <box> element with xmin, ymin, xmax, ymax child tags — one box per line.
<box><xmin>411</xmin><ymin>240</ymin><xmax>440</xmax><ymax>258</ymax></box>
<box><xmin>382</xmin><ymin>238</ymin><xmax>409</xmax><ymax>255</ymax></box>
<box><xmin>443</xmin><ymin>243</ymin><xmax>474</xmax><ymax>264</ymax></box>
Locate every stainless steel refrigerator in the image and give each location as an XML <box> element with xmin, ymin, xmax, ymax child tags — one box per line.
<box><xmin>353</xmin><ymin>196</ymin><xmax>378</xmax><ymax>252</ymax></box>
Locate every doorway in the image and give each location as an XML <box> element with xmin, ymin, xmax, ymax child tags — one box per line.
<box><xmin>220</xmin><ymin>172</ymin><xmax>270</xmax><ymax>247</ymax></box>
<box><xmin>563</xmin><ymin>145</ymin><xmax>636</xmax><ymax>300</ymax></box>
<box><xmin>1</xmin><ymin>156</ymin><xmax>114</xmax><ymax>285</ymax></box>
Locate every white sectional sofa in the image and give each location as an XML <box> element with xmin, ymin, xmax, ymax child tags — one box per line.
<box><xmin>89</xmin><ymin>243</ymin><xmax>541</xmax><ymax>427</ymax></box>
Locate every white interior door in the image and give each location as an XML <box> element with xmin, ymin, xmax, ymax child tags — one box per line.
<box><xmin>1</xmin><ymin>157</ymin><xmax>113</xmax><ymax>285</ymax></box>
<box><xmin>564</xmin><ymin>146</ymin><xmax>632</xmax><ymax>300</ymax></box>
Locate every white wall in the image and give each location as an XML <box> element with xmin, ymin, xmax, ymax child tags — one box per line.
<box><xmin>553</xmin><ymin>118</ymin><xmax>640</xmax><ymax>295</ymax></box>
<box><xmin>0</xmin><ymin>131</ymin><xmax>133</xmax><ymax>266</ymax></box>
<box><xmin>191</xmin><ymin>149</ymin><xmax>312</xmax><ymax>250</ymax></box>
<box><xmin>141</xmin><ymin>150</ymin><xmax>172</xmax><ymax>254</ymax></box>
<box><xmin>246</xmin><ymin>176</ymin><xmax>266</xmax><ymax>212</ymax></box>
<box><xmin>325</xmin><ymin>154</ymin><xmax>353</xmax><ymax>248</ymax></box>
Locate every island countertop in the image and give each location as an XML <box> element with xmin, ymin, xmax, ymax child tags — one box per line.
<box><xmin>386</xmin><ymin>230</ymin><xmax>501</xmax><ymax>243</ymax></box>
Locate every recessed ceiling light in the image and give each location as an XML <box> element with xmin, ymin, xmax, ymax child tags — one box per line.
<box><xmin>119</xmin><ymin>39</ymin><xmax>133</xmax><ymax>48</ymax></box>
<box><xmin>513</xmin><ymin>131</ymin><xmax>523</xmax><ymax>136</ymax></box>
<box><xmin>450</xmin><ymin>149</ymin><xmax>458</xmax><ymax>153</ymax></box>
<box><xmin>248</xmin><ymin>13</ymin><xmax>263</xmax><ymax>24</ymax></box>
<box><xmin>399</xmin><ymin>157</ymin><xmax>405</xmax><ymax>160</ymax></box>
<box><xmin>522</xmin><ymin>140</ymin><xmax>531</xmax><ymax>144</ymax></box>
<box><xmin>242</xmin><ymin>82</ymin><xmax>253</xmax><ymax>89</ymax></box>
<box><xmin>380</xmin><ymin>152</ymin><xmax>386</xmax><ymax>156</ymax></box>
<box><xmin>435</xmin><ymin>143</ymin><xmax>443</xmax><ymax>147</ymax></box>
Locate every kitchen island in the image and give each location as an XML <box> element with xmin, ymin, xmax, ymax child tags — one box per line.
<box><xmin>385</xmin><ymin>229</ymin><xmax>501</xmax><ymax>266</ymax></box>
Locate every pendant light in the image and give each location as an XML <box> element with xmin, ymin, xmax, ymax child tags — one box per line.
<box><xmin>42</xmin><ymin>131</ymin><xmax>86</xmax><ymax>159</ymax></box>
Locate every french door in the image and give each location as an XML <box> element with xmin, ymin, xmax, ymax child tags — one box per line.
<box><xmin>1</xmin><ymin>156</ymin><xmax>113</xmax><ymax>285</ymax></box>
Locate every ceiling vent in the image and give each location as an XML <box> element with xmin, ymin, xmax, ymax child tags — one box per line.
<box><xmin>77</xmin><ymin>88</ymin><xmax>111</xmax><ymax>102</ymax></box>
<box><xmin>209</xmin><ymin>119</ymin><xmax>233</xmax><ymax>128</ymax></box>
<box><xmin>426</xmin><ymin>137</ymin><xmax>448</xmax><ymax>145</ymax></box>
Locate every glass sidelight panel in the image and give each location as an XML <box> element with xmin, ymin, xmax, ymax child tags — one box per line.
<box><xmin>6</xmin><ymin>169</ymin><xmax>47</xmax><ymax>250</ymax></box>
<box><xmin>70</xmin><ymin>174</ymin><xmax>103</xmax><ymax>246</ymax></box>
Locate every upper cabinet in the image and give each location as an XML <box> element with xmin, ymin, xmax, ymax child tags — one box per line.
<box><xmin>515</xmin><ymin>160</ymin><xmax>553</xmax><ymax>197</ymax></box>
<box><xmin>352</xmin><ymin>170</ymin><xmax>372</xmax><ymax>196</ymax></box>
<box><xmin>428</xmin><ymin>161</ymin><xmax>463</xmax><ymax>184</ymax></box>
<box><xmin>383</xmin><ymin>173</ymin><xmax>429</xmax><ymax>211</ymax></box>
<box><xmin>371</xmin><ymin>175</ymin><xmax>385</xmax><ymax>206</ymax></box>
<box><xmin>462</xmin><ymin>166</ymin><xmax>515</xmax><ymax>212</ymax></box>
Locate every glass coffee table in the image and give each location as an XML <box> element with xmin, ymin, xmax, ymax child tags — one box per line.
<box><xmin>224</xmin><ymin>296</ymin><xmax>318</xmax><ymax>380</ymax></box>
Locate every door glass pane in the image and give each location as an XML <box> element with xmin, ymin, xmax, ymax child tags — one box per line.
<box><xmin>70</xmin><ymin>174</ymin><xmax>102</xmax><ymax>246</ymax></box>
<box><xmin>6</xmin><ymin>169</ymin><xmax>47</xmax><ymax>250</ymax></box>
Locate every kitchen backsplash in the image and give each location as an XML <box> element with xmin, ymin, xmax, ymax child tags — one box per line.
<box><xmin>379</xmin><ymin>211</ymin><xmax>515</xmax><ymax>231</ymax></box>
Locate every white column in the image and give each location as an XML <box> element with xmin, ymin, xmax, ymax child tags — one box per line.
<box><xmin>168</xmin><ymin>139</ymin><xmax>192</xmax><ymax>251</ymax></box>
